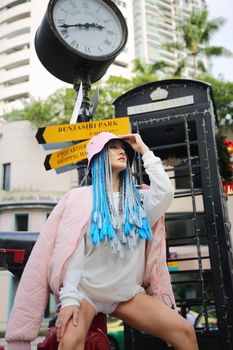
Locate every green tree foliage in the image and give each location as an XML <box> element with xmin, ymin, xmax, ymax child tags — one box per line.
<box><xmin>168</xmin><ymin>8</ymin><xmax>232</xmax><ymax>77</ymax></box>
<box><xmin>3</xmin><ymin>58</ymin><xmax>167</xmax><ymax>125</ymax></box>
<box><xmin>132</xmin><ymin>58</ymin><xmax>169</xmax><ymax>84</ymax></box>
<box><xmin>3</xmin><ymin>89</ymin><xmax>76</xmax><ymax>126</ymax></box>
<box><xmin>3</xmin><ymin>59</ymin><xmax>233</xmax><ymax>129</ymax></box>
<box><xmin>92</xmin><ymin>76</ymin><xmax>132</xmax><ymax>120</ymax></box>
<box><xmin>202</xmin><ymin>76</ymin><xmax>233</xmax><ymax>129</ymax></box>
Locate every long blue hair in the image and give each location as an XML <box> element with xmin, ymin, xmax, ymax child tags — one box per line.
<box><xmin>90</xmin><ymin>146</ymin><xmax>151</xmax><ymax>256</ymax></box>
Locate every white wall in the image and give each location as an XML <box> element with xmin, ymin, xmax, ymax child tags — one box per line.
<box><xmin>0</xmin><ymin>120</ymin><xmax>78</xmax><ymax>192</ymax></box>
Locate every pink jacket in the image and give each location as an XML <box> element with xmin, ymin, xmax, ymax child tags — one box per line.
<box><xmin>5</xmin><ymin>186</ymin><xmax>175</xmax><ymax>350</ymax></box>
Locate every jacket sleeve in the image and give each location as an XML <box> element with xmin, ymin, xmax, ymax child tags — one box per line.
<box><xmin>6</xmin><ymin>191</ymin><xmax>69</xmax><ymax>349</ymax></box>
<box><xmin>144</xmin><ymin>217</ymin><xmax>176</xmax><ymax>309</ymax></box>
<box><xmin>141</xmin><ymin>151</ymin><xmax>174</xmax><ymax>228</ymax></box>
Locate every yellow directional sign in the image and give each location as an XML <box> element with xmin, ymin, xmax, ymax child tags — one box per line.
<box><xmin>36</xmin><ymin>117</ymin><xmax>130</xmax><ymax>144</ymax></box>
<box><xmin>44</xmin><ymin>140</ymin><xmax>89</xmax><ymax>170</ymax></box>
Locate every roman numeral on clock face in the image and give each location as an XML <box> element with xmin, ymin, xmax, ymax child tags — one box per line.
<box><xmin>107</xmin><ymin>30</ymin><xmax>115</xmax><ymax>35</ymax></box>
<box><xmin>104</xmin><ymin>39</ymin><xmax>111</xmax><ymax>46</ymax></box>
<box><xmin>85</xmin><ymin>46</ymin><xmax>91</xmax><ymax>53</ymax></box>
<box><xmin>103</xmin><ymin>18</ymin><xmax>112</xmax><ymax>24</ymax></box>
<box><xmin>82</xmin><ymin>0</ymin><xmax>88</xmax><ymax>9</ymax></box>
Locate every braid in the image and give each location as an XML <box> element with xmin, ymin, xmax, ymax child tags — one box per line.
<box><xmin>90</xmin><ymin>146</ymin><xmax>151</xmax><ymax>256</ymax></box>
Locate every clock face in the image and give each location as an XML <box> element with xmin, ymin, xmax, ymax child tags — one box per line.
<box><xmin>51</xmin><ymin>0</ymin><xmax>125</xmax><ymax>58</ymax></box>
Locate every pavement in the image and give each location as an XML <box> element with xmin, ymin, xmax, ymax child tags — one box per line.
<box><xmin>0</xmin><ymin>337</ymin><xmax>44</xmax><ymax>349</ymax></box>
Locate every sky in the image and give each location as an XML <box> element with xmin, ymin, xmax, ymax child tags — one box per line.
<box><xmin>205</xmin><ymin>0</ymin><xmax>233</xmax><ymax>81</ymax></box>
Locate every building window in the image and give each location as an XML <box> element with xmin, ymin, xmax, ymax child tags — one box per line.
<box><xmin>15</xmin><ymin>213</ymin><xmax>29</xmax><ymax>231</ymax></box>
<box><xmin>2</xmin><ymin>163</ymin><xmax>11</xmax><ymax>191</ymax></box>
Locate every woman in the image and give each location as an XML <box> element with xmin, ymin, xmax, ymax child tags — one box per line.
<box><xmin>6</xmin><ymin>132</ymin><xmax>198</xmax><ymax>350</ymax></box>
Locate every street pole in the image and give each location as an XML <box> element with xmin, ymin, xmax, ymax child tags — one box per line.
<box><xmin>73</xmin><ymin>73</ymin><xmax>92</xmax><ymax>186</ymax></box>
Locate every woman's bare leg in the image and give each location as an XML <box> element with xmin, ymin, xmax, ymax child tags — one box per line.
<box><xmin>112</xmin><ymin>293</ymin><xmax>199</xmax><ymax>350</ymax></box>
<box><xmin>58</xmin><ymin>299</ymin><xmax>96</xmax><ymax>350</ymax></box>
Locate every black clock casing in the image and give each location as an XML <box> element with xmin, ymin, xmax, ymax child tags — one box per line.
<box><xmin>35</xmin><ymin>0</ymin><xmax>128</xmax><ymax>83</ymax></box>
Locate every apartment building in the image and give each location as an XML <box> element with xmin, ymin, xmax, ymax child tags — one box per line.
<box><xmin>132</xmin><ymin>0</ymin><xmax>206</xmax><ymax>75</ymax></box>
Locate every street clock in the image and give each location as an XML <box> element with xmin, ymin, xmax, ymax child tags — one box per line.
<box><xmin>35</xmin><ymin>0</ymin><xmax>128</xmax><ymax>83</ymax></box>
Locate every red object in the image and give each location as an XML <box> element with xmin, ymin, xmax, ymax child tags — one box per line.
<box><xmin>37</xmin><ymin>327</ymin><xmax>58</xmax><ymax>350</ymax></box>
<box><xmin>0</xmin><ymin>346</ymin><xmax>5</xmax><ymax>350</ymax></box>
<box><xmin>37</xmin><ymin>313</ymin><xmax>109</xmax><ymax>350</ymax></box>
<box><xmin>223</xmin><ymin>139</ymin><xmax>233</xmax><ymax>148</ymax></box>
<box><xmin>0</xmin><ymin>249</ymin><xmax>25</xmax><ymax>263</ymax></box>
<box><xmin>223</xmin><ymin>180</ymin><xmax>233</xmax><ymax>196</ymax></box>
<box><xmin>85</xmin><ymin>314</ymin><xmax>109</xmax><ymax>350</ymax></box>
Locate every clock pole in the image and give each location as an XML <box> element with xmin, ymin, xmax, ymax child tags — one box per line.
<box><xmin>73</xmin><ymin>74</ymin><xmax>92</xmax><ymax>123</ymax></box>
<box><xmin>73</xmin><ymin>72</ymin><xmax>92</xmax><ymax>185</ymax></box>
<box><xmin>34</xmin><ymin>0</ymin><xmax>128</xmax><ymax>185</ymax></box>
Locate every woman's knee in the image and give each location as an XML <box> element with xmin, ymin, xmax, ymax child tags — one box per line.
<box><xmin>183</xmin><ymin>319</ymin><xmax>196</xmax><ymax>339</ymax></box>
<box><xmin>58</xmin><ymin>333</ymin><xmax>86</xmax><ymax>350</ymax></box>
<box><xmin>172</xmin><ymin>318</ymin><xmax>196</xmax><ymax>346</ymax></box>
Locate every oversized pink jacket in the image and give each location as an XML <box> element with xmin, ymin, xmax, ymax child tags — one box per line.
<box><xmin>6</xmin><ymin>186</ymin><xmax>175</xmax><ymax>350</ymax></box>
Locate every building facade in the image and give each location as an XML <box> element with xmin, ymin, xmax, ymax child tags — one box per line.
<box><xmin>0</xmin><ymin>0</ymin><xmax>135</xmax><ymax>115</ymax></box>
<box><xmin>0</xmin><ymin>119</ymin><xmax>79</xmax><ymax>331</ymax></box>
<box><xmin>132</xmin><ymin>0</ymin><xmax>206</xmax><ymax>75</ymax></box>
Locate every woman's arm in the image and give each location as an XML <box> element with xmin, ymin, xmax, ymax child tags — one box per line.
<box><xmin>142</xmin><ymin>151</ymin><xmax>174</xmax><ymax>226</ymax></box>
<box><xmin>120</xmin><ymin>133</ymin><xmax>174</xmax><ymax>227</ymax></box>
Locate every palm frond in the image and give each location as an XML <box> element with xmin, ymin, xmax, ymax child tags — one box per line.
<box><xmin>151</xmin><ymin>60</ymin><xmax>169</xmax><ymax>71</ymax></box>
<box><xmin>132</xmin><ymin>58</ymin><xmax>145</xmax><ymax>74</ymax></box>
<box><xmin>203</xmin><ymin>46</ymin><xmax>233</xmax><ymax>57</ymax></box>
<box><xmin>197</xmin><ymin>60</ymin><xmax>207</xmax><ymax>73</ymax></box>
<box><xmin>173</xmin><ymin>59</ymin><xmax>186</xmax><ymax>77</ymax></box>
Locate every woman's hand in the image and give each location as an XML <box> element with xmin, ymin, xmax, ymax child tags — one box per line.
<box><xmin>120</xmin><ymin>134</ymin><xmax>150</xmax><ymax>155</ymax></box>
<box><xmin>55</xmin><ymin>305</ymin><xmax>79</xmax><ymax>341</ymax></box>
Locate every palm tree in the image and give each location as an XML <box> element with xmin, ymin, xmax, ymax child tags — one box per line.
<box><xmin>168</xmin><ymin>8</ymin><xmax>232</xmax><ymax>77</ymax></box>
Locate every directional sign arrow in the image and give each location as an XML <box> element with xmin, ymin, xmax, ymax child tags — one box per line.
<box><xmin>36</xmin><ymin>117</ymin><xmax>130</xmax><ymax>144</ymax></box>
<box><xmin>44</xmin><ymin>140</ymin><xmax>89</xmax><ymax>170</ymax></box>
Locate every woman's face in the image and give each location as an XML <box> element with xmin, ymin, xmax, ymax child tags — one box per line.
<box><xmin>108</xmin><ymin>140</ymin><xmax>127</xmax><ymax>173</ymax></box>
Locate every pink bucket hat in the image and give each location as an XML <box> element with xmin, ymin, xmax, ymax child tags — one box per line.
<box><xmin>86</xmin><ymin>132</ymin><xmax>135</xmax><ymax>168</ymax></box>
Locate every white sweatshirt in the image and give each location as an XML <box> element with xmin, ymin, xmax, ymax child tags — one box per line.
<box><xmin>59</xmin><ymin>151</ymin><xmax>174</xmax><ymax>308</ymax></box>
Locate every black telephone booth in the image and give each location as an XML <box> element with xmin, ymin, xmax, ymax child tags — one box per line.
<box><xmin>113</xmin><ymin>79</ymin><xmax>233</xmax><ymax>350</ymax></box>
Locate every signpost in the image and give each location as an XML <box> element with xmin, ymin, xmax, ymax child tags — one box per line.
<box><xmin>37</xmin><ymin>117</ymin><xmax>131</xmax><ymax>171</ymax></box>
<box><xmin>36</xmin><ymin>117</ymin><xmax>130</xmax><ymax>144</ymax></box>
<box><xmin>44</xmin><ymin>140</ymin><xmax>88</xmax><ymax>170</ymax></box>
<box><xmin>34</xmin><ymin>0</ymin><xmax>129</xmax><ymax>175</ymax></box>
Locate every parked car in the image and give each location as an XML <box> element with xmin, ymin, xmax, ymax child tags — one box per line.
<box><xmin>186</xmin><ymin>308</ymin><xmax>218</xmax><ymax>330</ymax></box>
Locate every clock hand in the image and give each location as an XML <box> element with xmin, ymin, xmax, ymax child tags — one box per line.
<box><xmin>58</xmin><ymin>23</ymin><xmax>104</xmax><ymax>30</ymax></box>
<box><xmin>88</xmin><ymin>23</ymin><xmax>105</xmax><ymax>29</ymax></box>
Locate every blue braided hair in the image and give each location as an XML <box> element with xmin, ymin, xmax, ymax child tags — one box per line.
<box><xmin>90</xmin><ymin>146</ymin><xmax>151</xmax><ymax>256</ymax></box>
